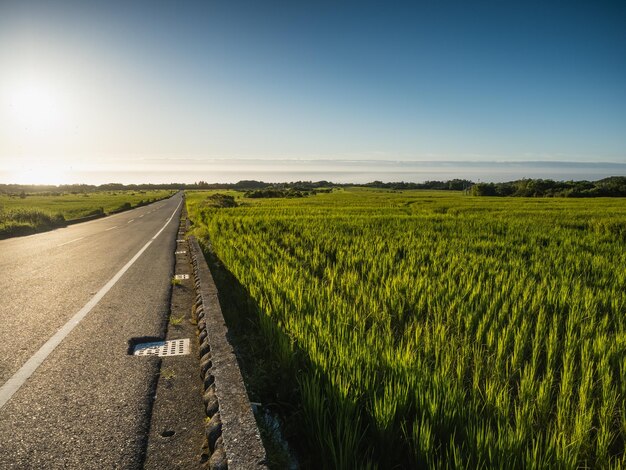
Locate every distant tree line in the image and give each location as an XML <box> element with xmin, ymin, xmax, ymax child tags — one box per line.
<box><xmin>245</xmin><ymin>188</ymin><xmax>319</xmax><ymax>198</ymax></box>
<box><xmin>0</xmin><ymin>183</ymin><xmax>182</xmax><ymax>196</ymax></box>
<box><xmin>4</xmin><ymin>177</ymin><xmax>624</xmax><ymax>198</ymax></box>
<box><xmin>0</xmin><ymin>179</ymin><xmax>473</xmax><ymax>195</ymax></box>
<box><xmin>360</xmin><ymin>179</ymin><xmax>474</xmax><ymax>191</ymax></box>
<box><xmin>470</xmin><ymin>177</ymin><xmax>626</xmax><ymax>197</ymax></box>
<box><xmin>0</xmin><ymin>180</ymin><xmax>334</xmax><ymax>196</ymax></box>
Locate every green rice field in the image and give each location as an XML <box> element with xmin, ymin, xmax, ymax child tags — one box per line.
<box><xmin>0</xmin><ymin>190</ymin><xmax>174</xmax><ymax>238</ymax></box>
<box><xmin>187</xmin><ymin>188</ymin><xmax>626</xmax><ymax>469</ymax></box>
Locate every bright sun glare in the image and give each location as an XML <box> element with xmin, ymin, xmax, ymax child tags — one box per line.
<box><xmin>1</xmin><ymin>73</ymin><xmax>75</xmax><ymax>185</ymax></box>
<box><xmin>8</xmin><ymin>79</ymin><xmax>65</xmax><ymax>131</ymax></box>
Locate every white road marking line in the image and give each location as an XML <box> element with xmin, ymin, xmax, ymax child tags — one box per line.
<box><xmin>57</xmin><ymin>237</ymin><xmax>85</xmax><ymax>247</ymax></box>
<box><xmin>128</xmin><ymin>219</ymin><xmax>135</xmax><ymax>224</ymax></box>
<box><xmin>139</xmin><ymin>215</ymin><xmax>144</xmax><ymax>218</ymax></box>
<box><xmin>105</xmin><ymin>226</ymin><xmax>118</xmax><ymax>231</ymax></box>
<box><xmin>0</xmin><ymin>198</ymin><xmax>183</xmax><ymax>410</ymax></box>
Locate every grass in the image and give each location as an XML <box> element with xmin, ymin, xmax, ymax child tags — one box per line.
<box><xmin>0</xmin><ymin>190</ymin><xmax>175</xmax><ymax>238</ymax></box>
<box><xmin>169</xmin><ymin>315</ymin><xmax>184</xmax><ymax>326</ymax></box>
<box><xmin>0</xmin><ymin>208</ymin><xmax>65</xmax><ymax>238</ymax></box>
<box><xmin>186</xmin><ymin>188</ymin><xmax>626</xmax><ymax>469</ymax></box>
<box><xmin>160</xmin><ymin>367</ymin><xmax>176</xmax><ymax>380</ymax></box>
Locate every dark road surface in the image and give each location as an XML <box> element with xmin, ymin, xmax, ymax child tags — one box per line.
<box><xmin>0</xmin><ymin>193</ymin><xmax>183</xmax><ymax>468</ymax></box>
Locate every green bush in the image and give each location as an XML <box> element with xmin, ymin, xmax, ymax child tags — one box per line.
<box><xmin>202</xmin><ymin>193</ymin><xmax>238</xmax><ymax>208</ymax></box>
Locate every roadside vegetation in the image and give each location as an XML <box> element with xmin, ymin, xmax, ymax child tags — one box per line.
<box><xmin>187</xmin><ymin>188</ymin><xmax>626</xmax><ymax>469</ymax></box>
<box><xmin>0</xmin><ymin>190</ymin><xmax>174</xmax><ymax>239</ymax></box>
<box><xmin>0</xmin><ymin>208</ymin><xmax>65</xmax><ymax>239</ymax></box>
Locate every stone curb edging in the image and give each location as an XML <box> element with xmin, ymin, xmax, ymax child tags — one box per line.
<box><xmin>187</xmin><ymin>235</ymin><xmax>268</xmax><ymax>470</ymax></box>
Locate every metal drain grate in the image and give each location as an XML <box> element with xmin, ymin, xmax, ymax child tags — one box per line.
<box><xmin>174</xmin><ymin>274</ymin><xmax>189</xmax><ymax>280</ymax></box>
<box><xmin>133</xmin><ymin>338</ymin><xmax>190</xmax><ymax>357</ymax></box>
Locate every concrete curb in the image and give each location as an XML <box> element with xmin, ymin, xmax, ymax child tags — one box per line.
<box><xmin>188</xmin><ymin>235</ymin><xmax>268</xmax><ymax>470</ymax></box>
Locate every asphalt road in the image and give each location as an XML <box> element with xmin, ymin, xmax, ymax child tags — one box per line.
<box><xmin>0</xmin><ymin>193</ymin><xmax>183</xmax><ymax>469</ymax></box>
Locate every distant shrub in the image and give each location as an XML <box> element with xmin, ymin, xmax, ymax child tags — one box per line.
<box><xmin>470</xmin><ymin>183</ymin><xmax>497</xmax><ymax>196</ymax></box>
<box><xmin>202</xmin><ymin>193</ymin><xmax>238</xmax><ymax>208</ymax></box>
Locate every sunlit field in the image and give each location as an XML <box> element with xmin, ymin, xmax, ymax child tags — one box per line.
<box><xmin>0</xmin><ymin>190</ymin><xmax>174</xmax><ymax>238</ymax></box>
<box><xmin>187</xmin><ymin>188</ymin><xmax>626</xmax><ymax>469</ymax></box>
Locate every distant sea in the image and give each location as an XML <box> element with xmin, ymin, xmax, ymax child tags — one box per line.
<box><xmin>1</xmin><ymin>159</ymin><xmax>625</xmax><ymax>185</ymax></box>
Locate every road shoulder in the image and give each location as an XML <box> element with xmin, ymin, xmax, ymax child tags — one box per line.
<box><xmin>144</xmin><ymin>212</ymin><xmax>207</xmax><ymax>468</ymax></box>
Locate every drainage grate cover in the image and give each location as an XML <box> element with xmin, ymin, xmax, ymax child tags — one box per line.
<box><xmin>133</xmin><ymin>339</ymin><xmax>190</xmax><ymax>357</ymax></box>
<box><xmin>175</xmin><ymin>274</ymin><xmax>189</xmax><ymax>280</ymax></box>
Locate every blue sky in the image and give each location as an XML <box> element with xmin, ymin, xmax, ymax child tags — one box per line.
<box><xmin>0</xmin><ymin>0</ymin><xmax>624</xmax><ymax>183</ymax></box>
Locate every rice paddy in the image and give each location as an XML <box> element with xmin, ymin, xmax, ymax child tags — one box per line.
<box><xmin>186</xmin><ymin>188</ymin><xmax>626</xmax><ymax>469</ymax></box>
